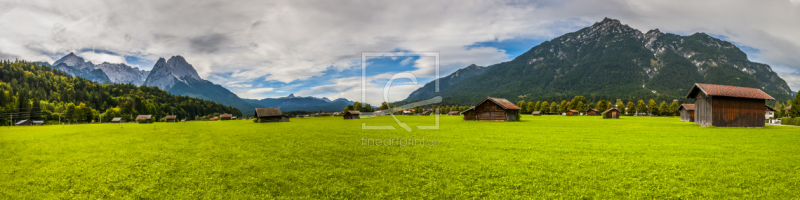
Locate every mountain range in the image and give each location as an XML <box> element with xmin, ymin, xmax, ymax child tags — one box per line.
<box><xmin>44</xmin><ymin>53</ymin><xmax>356</xmax><ymax>114</ymax></box>
<box><xmin>404</xmin><ymin>18</ymin><xmax>795</xmax><ymax>105</ymax></box>
<box><xmin>243</xmin><ymin>94</ymin><xmax>356</xmax><ymax>112</ymax></box>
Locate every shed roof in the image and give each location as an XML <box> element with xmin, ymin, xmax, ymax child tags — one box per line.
<box><xmin>15</xmin><ymin>120</ymin><xmax>28</xmax><ymax>125</ymax></box>
<box><xmin>165</xmin><ymin>115</ymin><xmax>177</xmax><ymax>120</ymax></box>
<box><xmin>219</xmin><ymin>114</ymin><xmax>232</xmax><ymax>118</ymax></box>
<box><xmin>568</xmin><ymin>110</ymin><xmax>579</xmax><ymax>113</ymax></box>
<box><xmin>459</xmin><ymin>107</ymin><xmax>475</xmax><ymax>114</ymax></box>
<box><xmin>679</xmin><ymin>104</ymin><xmax>695</xmax><ymax>111</ymax></box>
<box><xmin>136</xmin><ymin>115</ymin><xmax>152</xmax><ymax>120</ymax></box>
<box><xmin>346</xmin><ymin>110</ymin><xmax>361</xmax><ymax>115</ymax></box>
<box><xmin>532</xmin><ymin>111</ymin><xmax>542</xmax><ymax>114</ymax></box>
<box><xmin>686</xmin><ymin>83</ymin><xmax>774</xmax><ymax>100</ymax></box>
<box><xmin>255</xmin><ymin>107</ymin><xmax>282</xmax><ymax>117</ymax></box>
<box><xmin>32</xmin><ymin>121</ymin><xmax>44</xmax><ymax>124</ymax></box>
<box><xmin>111</xmin><ymin>117</ymin><xmax>122</xmax><ymax>122</ymax></box>
<box><xmin>784</xmin><ymin>106</ymin><xmax>792</xmax><ymax>111</ymax></box>
<box><xmin>475</xmin><ymin>97</ymin><xmax>521</xmax><ymax>110</ymax></box>
<box><xmin>766</xmin><ymin>105</ymin><xmax>776</xmax><ymax>112</ymax></box>
<box><xmin>447</xmin><ymin>111</ymin><xmax>460</xmax><ymax>115</ymax></box>
<box><xmin>586</xmin><ymin>108</ymin><xmax>599</xmax><ymax>112</ymax></box>
<box><xmin>601</xmin><ymin>107</ymin><xmax>620</xmax><ymax>114</ymax></box>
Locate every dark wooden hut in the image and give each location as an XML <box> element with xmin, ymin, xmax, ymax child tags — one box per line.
<box><xmin>14</xmin><ymin>119</ymin><xmax>32</xmax><ymax>126</ymax></box>
<box><xmin>686</xmin><ymin>83</ymin><xmax>774</xmax><ymax>127</ymax></box>
<box><xmin>255</xmin><ymin>107</ymin><xmax>290</xmax><ymax>122</ymax></box>
<box><xmin>565</xmin><ymin>110</ymin><xmax>580</xmax><ymax>116</ymax></box>
<box><xmin>344</xmin><ymin>110</ymin><xmax>361</xmax><ymax>119</ymax></box>
<box><xmin>678</xmin><ymin>104</ymin><xmax>695</xmax><ymax>122</ymax></box>
<box><xmin>585</xmin><ymin>109</ymin><xmax>600</xmax><ymax>116</ymax></box>
<box><xmin>447</xmin><ymin>111</ymin><xmax>460</xmax><ymax>115</ymax></box>
<box><xmin>165</xmin><ymin>115</ymin><xmax>177</xmax><ymax>122</ymax></box>
<box><xmin>219</xmin><ymin>114</ymin><xmax>232</xmax><ymax>120</ymax></box>
<box><xmin>136</xmin><ymin>115</ymin><xmax>153</xmax><ymax>124</ymax></box>
<box><xmin>601</xmin><ymin>108</ymin><xmax>621</xmax><ymax>119</ymax></box>
<box><xmin>462</xmin><ymin>97</ymin><xmax>520</xmax><ymax>121</ymax></box>
<box><xmin>532</xmin><ymin>111</ymin><xmax>542</xmax><ymax>116</ymax></box>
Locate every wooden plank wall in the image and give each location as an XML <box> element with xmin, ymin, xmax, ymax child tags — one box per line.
<box><xmin>711</xmin><ymin>97</ymin><xmax>765</xmax><ymax>127</ymax></box>
<box><xmin>694</xmin><ymin>93</ymin><xmax>713</xmax><ymax>127</ymax></box>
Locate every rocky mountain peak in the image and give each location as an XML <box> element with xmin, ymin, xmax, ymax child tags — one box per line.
<box><xmin>53</xmin><ymin>52</ymin><xmax>88</xmax><ymax>68</ymax></box>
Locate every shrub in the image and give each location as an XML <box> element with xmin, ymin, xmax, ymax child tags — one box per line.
<box><xmin>781</xmin><ymin>117</ymin><xmax>790</xmax><ymax>125</ymax></box>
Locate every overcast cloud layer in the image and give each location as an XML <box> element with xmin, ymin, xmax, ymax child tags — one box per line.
<box><xmin>1</xmin><ymin>0</ymin><xmax>799</xmax><ymax>105</ymax></box>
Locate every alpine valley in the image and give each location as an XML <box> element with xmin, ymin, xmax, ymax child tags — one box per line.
<box><xmin>402</xmin><ymin>18</ymin><xmax>794</xmax><ymax>105</ymax></box>
<box><xmin>43</xmin><ymin>53</ymin><xmax>358</xmax><ymax>114</ymax></box>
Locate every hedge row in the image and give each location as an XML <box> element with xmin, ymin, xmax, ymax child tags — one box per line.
<box><xmin>781</xmin><ymin>117</ymin><xmax>800</xmax><ymax>126</ymax></box>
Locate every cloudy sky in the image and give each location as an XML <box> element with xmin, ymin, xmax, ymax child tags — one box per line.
<box><xmin>1</xmin><ymin>0</ymin><xmax>799</xmax><ymax>105</ymax></box>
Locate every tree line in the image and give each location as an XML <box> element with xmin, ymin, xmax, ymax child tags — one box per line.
<box><xmin>0</xmin><ymin>60</ymin><xmax>242</xmax><ymax>125</ymax></box>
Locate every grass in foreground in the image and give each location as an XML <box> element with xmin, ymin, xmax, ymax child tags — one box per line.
<box><xmin>1</xmin><ymin>115</ymin><xmax>799</xmax><ymax>199</ymax></box>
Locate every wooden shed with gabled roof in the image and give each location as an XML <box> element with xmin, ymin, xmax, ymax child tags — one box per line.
<box><xmin>532</xmin><ymin>111</ymin><xmax>542</xmax><ymax>116</ymax></box>
<box><xmin>219</xmin><ymin>114</ymin><xmax>233</xmax><ymax>120</ymax></box>
<box><xmin>686</xmin><ymin>83</ymin><xmax>774</xmax><ymax>127</ymax></box>
<box><xmin>344</xmin><ymin>110</ymin><xmax>361</xmax><ymax>119</ymax></box>
<box><xmin>585</xmin><ymin>108</ymin><xmax>600</xmax><ymax>116</ymax></box>
<box><xmin>565</xmin><ymin>110</ymin><xmax>580</xmax><ymax>116</ymax></box>
<box><xmin>462</xmin><ymin>97</ymin><xmax>521</xmax><ymax>121</ymax></box>
<box><xmin>111</xmin><ymin>117</ymin><xmax>123</xmax><ymax>123</ymax></box>
<box><xmin>136</xmin><ymin>115</ymin><xmax>153</xmax><ymax>124</ymax></box>
<box><xmin>601</xmin><ymin>107</ymin><xmax>621</xmax><ymax>119</ymax></box>
<box><xmin>678</xmin><ymin>104</ymin><xmax>695</xmax><ymax>122</ymax></box>
<box><xmin>165</xmin><ymin>115</ymin><xmax>177</xmax><ymax>122</ymax></box>
<box><xmin>255</xmin><ymin>107</ymin><xmax>289</xmax><ymax>122</ymax></box>
<box><xmin>447</xmin><ymin>111</ymin><xmax>460</xmax><ymax>115</ymax></box>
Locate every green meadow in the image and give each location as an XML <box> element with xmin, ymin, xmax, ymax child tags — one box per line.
<box><xmin>1</xmin><ymin>115</ymin><xmax>799</xmax><ymax>199</ymax></box>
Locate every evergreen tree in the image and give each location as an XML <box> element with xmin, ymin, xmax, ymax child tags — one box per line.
<box><xmin>540</xmin><ymin>101</ymin><xmax>549</xmax><ymax>113</ymax></box>
<box><xmin>529</xmin><ymin>102</ymin><xmax>537</xmax><ymax>112</ymax></box>
<box><xmin>576</xmin><ymin>101</ymin><xmax>585</xmax><ymax>112</ymax></box>
<box><xmin>596</xmin><ymin>100</ymin><xmax>607</xmax><ymax>112</ymax></box>
<box><xmin>626</xmin><ymin>102</ymin><xmax>636</xmax><ymax>115</ymax></box>
<box><xmin>648</xmin><ymin>99</ymin><xmax>658</xmax><ymax>116</ymax></box>
<box><xmin>659</xmin><ymin>101</ymin><xmax>669</xmax><ymax>116</ymax></box>
<box><xmin>516</xmin><ymin>101</ymin><xmax>526</xmax><ymax>113</ymax></box>
<box><xmin>669</xmin><ymin>101</ymin><xmax>680</xmax><ymax>116</ymax></box>
<box><xmin>615</xmin><ymin>99</ymin><xmax>625</xmax><ymax>110</ymax></box>
<box><xmin>560</xmin><ymin>100</ymin><xmax>567</xmax><ymax>112</ymax></box>
<box><xmin>790</xmin><ymin>92</ymin><xmax>800</xmax><ymax>117</ymax></box>
<box><xmin>550</xmin><ymin>102</ymin><xmax>558</xmax><ymax>113</ymax></box>
<box><xmin>636</xmin><ymin>100</ymin><xmax>647</xmax><ymax>116</ymax></box>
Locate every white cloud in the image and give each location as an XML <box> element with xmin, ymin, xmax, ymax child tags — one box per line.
<box><xmin>1</xmin><ymin>0</ymin><xmax>800</xmax><ymax>98</ymax></box>
<box><xmin>78</xmin><ymin>52</ymin><xmax>127</xmax><ymax>65</ymax></box>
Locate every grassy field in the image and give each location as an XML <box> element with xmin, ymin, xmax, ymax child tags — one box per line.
<box><xmin>1</xmin><ymin>115</ymin><xmax>800</xmax><ymax>199</ymax></box>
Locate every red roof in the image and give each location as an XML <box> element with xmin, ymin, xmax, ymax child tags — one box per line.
<box><xmin>477</xmin><ymin>97</ymin><xmax>521</xmax><ymax>110</ymax></box>
<box><xmin>686</xmin><ymin>83</ymin><xmax>774</xmax><ymax>100</ymax></box>
<box><xmin>680</xmin><ymin>104</ymin><xmax>695</xmax><ymax>111</ymax></box>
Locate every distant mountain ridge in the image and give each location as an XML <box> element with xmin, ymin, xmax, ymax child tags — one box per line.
<box><xmin>244</xmin><ymin>94</ymin><xmax>356</xmax><ymax>112</ymax></box>
<box><xmin>45</xmin><ymin>53</ymin><xmax>360</xmax><ymax>114</ymax></box>
<box><xmin>404</xmin><ymin>64</ymin><xmax>488</xmax><ymax>101</ymax></box>
<box><xmin>405</xmin><ymin>17</ymin><xmax>794</xmax><ymax>105</ymax></box>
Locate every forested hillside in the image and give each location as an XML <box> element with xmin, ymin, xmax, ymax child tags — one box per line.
<box><xmin>0</xmin><ymin>60</ymin><xmax>242</xmax><ymax>125</ymax></box>
<box><xmin>406</xmin><ymin>18</ymin><xmax>794</xmax><ymax>106</ymax></box>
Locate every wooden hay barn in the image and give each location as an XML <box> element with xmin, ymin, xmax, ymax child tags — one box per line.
<box><xmin>165</xmin><ymin>115</ymin><xmax>177</xmax><ymax>122</ymax></box>
<box><xmin>686</xmin><ymin>83</ymin><xmax>774</xmax><ymax>127</ymax></box>
<box><xmin>565</xmin><ymin>110</ymin><xmax>580</xmax><ymax>116</ymax></box>
<box><xmin>462</xmin><ymin>97</ymin><xmax>521</xmax><ymax>121</ymax></box>
<box><xmin>255</xmin><ymin>107</ymin><xmax>289</xmax><ymax>122</ymax></box>
<box><xmin>447</xmin><ymin>111</ymin><xmax>460</xmax><ymax>115</ymax></box>
<box><xmin>111</xmin><ymin>117</ymin><xmax>123</xmax><ymax>123</ymax></box>
<box><xmin>421</xmin><ymin>110</ymin><xmax>432</xmax><ymax>115</ymax></box>
<box><xmin>15</xmin><ymin>119</ymin><xmax>32</xmax><ymax>126</ymax></box>
<box><xmin>585</xmin><ymin>109</ymin><xmax>600</xmax><ymax>116</ymax></box>
<box><xmin>678</xmin><ymin>104</ymin><xmax>695</xmax><ymax>122</ymax></box>
<box><xmin>219</xmin><ymin>114</ymin><xmax>232</xmax><ymax>120</ymax></box>
<box><xmin>601</xmin><ymin>107</ymin><xmax>621</xmax><ymax>119</ymax></box>
<box><xmin>136</xmin><ymin>115</ymin><xmax>153</xmax><ymax>124</ymax></box>
<box><xmin>532</xmin><ymin>111</ymin><xmax>542</xmax><ymax>116</ymax></box>
<box><xmin>344</xmin><ymin>110</ymin><xmax>361</xmax><ymax>119</ymax></box>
